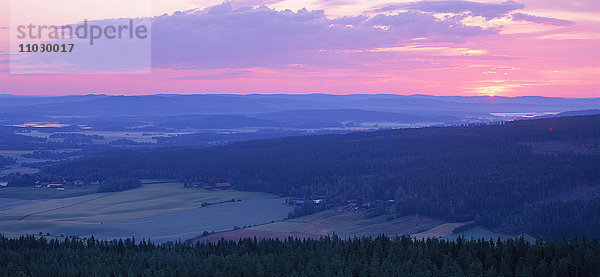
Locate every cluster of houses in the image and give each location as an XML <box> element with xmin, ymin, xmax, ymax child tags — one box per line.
<box><xmin>338</xmin><ymin>199</ymin><xmax>395</xmax><ymax>212</ymax></box>
<box><xmin>34</xmin><ymin>180</ymin><xmax>85</xmax><ymax>190</ymax></box>
<box><xmin>190</xmin><ymin>182</ymin><xmax>232</xmax><ymax>191</ymax></box>
<box><xmin>288</xmin><ymin>197</ymin><xmax>326</xmax><ymax>206</ymax></box>
<box><xmin>35</xmin><ymin>182</ymin><xmax>65</xmax><ymax>190</ymax></box>
<box><xmin>344</xmin><ymin>200</ymin><xmax>373</xmax><ymax>211</ymax></box>
<box><xmin>288</xmin><ymin>197</ymin><xmax>377</xmax><ymax>210</ymax></box>
<box><xmin>286</xmin><ymin>197</ymin><xmax>399</xmax><ymax>214</ymax></box>
<box><xmin>288</xmin><ymin>197</ymin><xmax>383</xmax><ymax>211</ymax></box>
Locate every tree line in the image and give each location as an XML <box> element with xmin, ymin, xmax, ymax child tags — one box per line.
<box><xmin>1</xmin><ymin>234</ymin><xmax>598</xmax><ymax>276</ymax></box>
<box><xmin>0</xmin><ymin>155</ymin><xmax>16</xmax><ymax>169</ymax></box>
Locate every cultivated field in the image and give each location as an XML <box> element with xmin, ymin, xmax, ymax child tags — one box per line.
<box><xmin>62</xmin><ymin>197</ymin><xmax>292</xmax><ymax>243</ymax></box>
<box><xmin>0</xmin><ymin>186</ymin><xmax>99</xmax><ymax>200</ymax></box>
<box><xmin>411</xmin><ymin>222</ymin><xmax>470</xmax><ymax>239</ymax></box>
<box><xmin>0</xmin><ymin>149</ymin><xmax>81</xmax><ymax>175</ymax></box>
<box><xmin>0</xmin><ymin>182</ymin><xmax>291</xmax><ymax>242</ymax></box>
<box><xmin>200</xmin><ymin>209</ymin><xmax>473</xmax><ymax>243</ymax></box>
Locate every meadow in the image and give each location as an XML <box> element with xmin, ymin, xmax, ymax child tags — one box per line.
<box><xmin>200</xmin><ymin>209</ymin><xmax>533</xmax><ymax>243</ymax></box>
<box><xmin>246</xmin><ymin>210</ymin><xmax>445</xmax><ymax>238</ymax></box>
<box><xmin>0</xmin><ymin>185</ymin><xmax>99</xmax><ymax>200</ymax></box>
<box><xmin>62</xmin><ymin>197</ymin><xmax>292</xmax><ymax>243</ymax></box>
<box><xmin>0</xmin><ymin>182</ymin><xmax>290</xmax><ymax>242</ymax></box>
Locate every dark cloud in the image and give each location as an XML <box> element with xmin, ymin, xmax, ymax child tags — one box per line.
<box><xmin>381</xmin><ymin>1</ymin><xmax>525</xmax><ymax>19</ymax></box>
<box><xmin>512</xmin><ymin>13</ymin><xmax>574</xmax><ymax>26</ymax></box>
<box><xmin>152</xmin><ymin>3</ymin><xmax>497</xmax><ymax>69</ymax></box>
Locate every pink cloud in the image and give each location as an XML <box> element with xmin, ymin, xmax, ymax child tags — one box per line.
<box><xmin>380</xmin><ymin>1</ymin><xmax>525</xmax><ymax>19</ymax></box>
<box><xmin>512</xmin><ymin>13</ymin><xmax>574</xmax><ymax>26</ymax></box>
<box><xmin>152</xmin><ymin>3</ymin><xmax>495</xmax><ymax>70</ymax></box>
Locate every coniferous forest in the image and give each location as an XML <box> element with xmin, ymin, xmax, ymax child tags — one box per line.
<box><xmin>1</xmin><ymin>235</ymin><xmax>599</xmax><ymax>276</ymax></box>
<box><xmin>36</xmin><ymin>115</ymin><xmax>600</xmax><ymax>239</ymax></box>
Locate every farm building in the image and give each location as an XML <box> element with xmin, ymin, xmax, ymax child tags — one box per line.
<box><xmin>35</xmin><ymin>182</ymin><xmax>64</xmax><ymax>189</ymax></box>
<box><xmin>213</xmin><ymin>182</ymin><xmax>232</xmax><ymax>190</ymax></box>
<box><xmin>35</xmin><ymin>182</ymin><xmax>50</xmax><ymax>188</ymax></box>
<box><xmin>188</xmin><ymin>182</ymin><xmax>211</xmax><ymax>189</ymax></box>
<box><xmin>346</xmin><ymin>200</ymin><xmax>359</xmax><ymax>210</ymax></box>
<box><xmin>288</xmin><ymin>198</ymin><xmax>306</xmax><ymax>206</ymax></box>
<box><xmin>203</xmin><ymin>182</ymin><xmax>233</xmax><ymax>190</ymax></box>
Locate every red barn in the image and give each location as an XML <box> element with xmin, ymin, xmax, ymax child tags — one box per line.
<box><xmin>49</xmin><ymin>183</ymin><xmax>64</xmax><ymax>188</ymax></box>
<box><xmin>214</xmin><ymin>182</ymin><xmax>232</xmax><ymax>190</ymax></box>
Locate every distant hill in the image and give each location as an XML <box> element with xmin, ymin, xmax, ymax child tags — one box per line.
<box><xmin>545</xmin><ymin>109</ymin><xmax>600</xmax><ymax>118</ymax></box>
<box><xmin>1</xmin><ymin>94</ymin><xmax>598</xmax><ymax>117</ymax></box>
<box><xmin>2</xmin><ymin>94</ymin><xmax>598</xmax><ymax>133</ymax></box>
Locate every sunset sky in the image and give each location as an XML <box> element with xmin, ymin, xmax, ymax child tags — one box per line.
<box><xmin>0</xmin><ymin>0</ymin><xmax>599</xmax><ymax>97</ymax></box>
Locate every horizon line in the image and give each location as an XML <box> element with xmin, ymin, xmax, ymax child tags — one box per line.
<box><xmin>1</xmin><ymin>93</ymin><xmax>599</xmax><ymax>99</ymax></box>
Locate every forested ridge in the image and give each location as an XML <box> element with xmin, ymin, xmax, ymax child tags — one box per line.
<box><xmin>1</xmin><ymin>235</ymin><xmax>599</xmax><ymax>276</ymax></box>
<box><xmin>43</xmin><ymin>115</ymin><xmax>600</xmax><ymax>238</ymax></box>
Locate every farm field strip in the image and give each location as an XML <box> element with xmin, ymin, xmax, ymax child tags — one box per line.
<box><xmin>411</xmin><ymin>222</ymin><xmax>470</xmax><ymax>239</ymax></box>
<box><xmin>220</xmin><ymin>210</ymin><xmax>455</xmax><ymax>242</ymax></box>
<box><xmin>61</xmin><ymin>198</ymin><xmax>293</xmax><ymax>243</ymax></box>
<box><xmin>0</xmin><ymin>198</ymin><xmax>38</xmax><ymax>211</ymax></box>
<box><xmin>17</xmin><ymin>192</ymin><xmax>119</xmax><ymax>220</ymax></box>
<box><xmin>0</xmin><ymin>186</ymin><xmax>100</xmax><ymax>200</ymax></box>
<box><xmin>0</xmin><ymin>183</ymin><xmax>285</xmax><ymax>239</ymax></box>
<box><xmin>0</xmin><ymin>193</ymin><xmax>114</xmax><ymax>220</ymax></box>
<box><xmin>250</xmin><ymin>212</ymin><xmax>511</xmax><ymax>242</ymax></box>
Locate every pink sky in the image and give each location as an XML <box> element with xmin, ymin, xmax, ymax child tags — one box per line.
<box><xmin>0</xmin><ymin>0</ymin><xmax>598</xmax><ymax>97</ymax></box>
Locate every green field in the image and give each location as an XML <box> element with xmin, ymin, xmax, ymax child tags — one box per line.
<box><xmin>0</xmin><ymin>149</ymin><xmax>41</xmax><ymax>175</ymax></box>
<box><xmin>238</xmin><ymin>210</ymin><xmax>450</xmax><ymax>239</ymax></box>
<box><xmin>0</xmin><ymin>186</ymin><xmax>99</xmax><ymax>200</ymax></box>
<box><xmin>62</xmin><ymin>197</ymin><xmax>292</xmax><ymax>243</ymax></box>
<box><xmin>0</xmin><ymin>182</ymin><xmax>289</xmax><ymax>241</ymax></box>
<box><xmin>0</xmin><ymin>148</ymin><xmax>82</xmax><ymax>175</ymax></box>
<box><xmin>211</xmin><ymin>209</ymin><xmax>521</xmax><ymax>242</ymax></box>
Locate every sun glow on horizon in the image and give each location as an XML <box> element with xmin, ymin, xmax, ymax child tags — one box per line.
<box><xmin>475</xmin><ymin>85</ymin><xmax>513</xmax><ymax>97</ymax></box>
